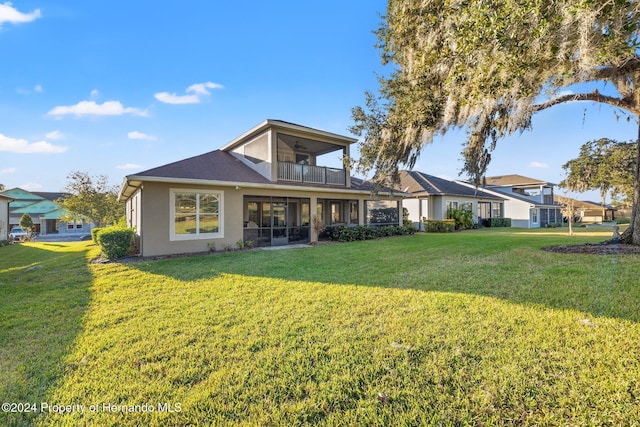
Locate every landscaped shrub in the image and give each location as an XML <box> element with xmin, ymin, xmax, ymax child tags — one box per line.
<box><xmin>483</xmin><ymin>217</ymin><xmax>512</xmax><ymax>227</ymax></box>
<box><xmin>330</xmin><ymin>224</ymin><xmax>416</xmax><ymax>242</ymax></box>
<box><xmin>447</xmin><ymin>207</ymin><xmax>475</xmax><ymax>230</ymax></box>
<box><xmin>424</xmin><ymin>219</ymin><xmax>456</xmax><ymax>232</ymax></box>
<box><xmin>98</xmin><ymin>227</ymin><xmax>135</xmax><ymax>260</ymax></box>
<box><xmin>91</xmin><ymin>227</ymin><xmax>103</xmax><ymax>243</ymax></box>
<box><xmin>616</xmin><ymin>217</ymin><xmax>631</xmax><ymax>224</ymax></box>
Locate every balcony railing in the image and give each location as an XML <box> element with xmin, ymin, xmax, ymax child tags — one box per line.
<box><xmin>278</xmin><ymin>162</ymin><xmax>346</xmax><ymax>185</ymax></box>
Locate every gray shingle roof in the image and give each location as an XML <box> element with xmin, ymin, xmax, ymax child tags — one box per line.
<box><xmin>129</xmin><ymin>150</ymin><xmax>383</xmax><ymax>193</ymax></box>
<box><xmin>399</xmin><ymin>171</ymin><xmax>504</xmax><ymax>199</ymax></box>
<box><xmin>134</xmin><ymin>150</ymin><xmax>271</xmax><ymax>184</ymax></box>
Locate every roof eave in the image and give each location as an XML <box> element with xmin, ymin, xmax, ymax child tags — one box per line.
<box><xmin>220</xmin><ymin>119</ymin><xmax>358</xmax><ymax>152</ymax></box>
<box><xmin>119</xmin><ymin>175</ymin><xmax>403</xmax><ymax>201</ymax></box>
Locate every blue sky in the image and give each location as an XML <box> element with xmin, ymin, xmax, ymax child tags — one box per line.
<box><xmin>1</xmin><ymin>1</ymin><xmax>637</xmax><ymax>203</ymax></box>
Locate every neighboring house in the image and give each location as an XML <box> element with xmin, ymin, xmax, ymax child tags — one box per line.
<box><xmin>118</xmin><ymin>120</ymin><xmax>404</xmax><ymax>257</ymax></box>
<box><xmin>0</xmin><ymin>193</ymin><xmax>14</xmax><ymax>241</ymax></box>
<box><xmin>461</xmin><ymin>174</ymin><xmax>564</xmax><ymax>228</ymax></box>
<box><xmin>399</xmin><ymin>171</ymin><xmax>506</xmax><ymax>230</ymax></box>
<box><xmin>3</xmin><ymin>188</ymin><xmax>92</xmax><ymax>235</ymax></box>
<box><xmin>554</xmin><ymin>195</ymin><xmax>617</xmax><ymax>222</ymax></box>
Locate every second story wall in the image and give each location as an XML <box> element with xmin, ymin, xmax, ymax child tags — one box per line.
<box><xmin>230</xmin><ymin>131</ymin><xmax>273</xmax><ymax>181</ymax></box>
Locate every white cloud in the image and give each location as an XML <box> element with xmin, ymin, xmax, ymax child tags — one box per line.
<box><xmin>0</xmin><ymin>2</ymin><xmax>41</xmax><ymax>27</ymax></box>
<box><xmin>0</xmin><ymin>167</ymin><xmax>16</xmax><ymax>174</ymax></box>
<box><xmin>47</xmin><ymin>100</ymin><xmax>148</xmax><ymax>118</ymax></box>
<box><xmin>154</xmin><ymin>92</ymin><xmax>200</xmax><ymax>105</ymax></box>
<box><xmin>128</xmin><ymin>131</ymin><xmax>157</xmax><ymax>141</ymax></box>
<box><xmin>90</xmin><ymin>89</ymin><xmax>99</xmax><ymax>99</ymax></box>
<box><xmin>154</xmin><ymin>81</ymin><xmax>223</xmax><ymax>105</ymax></box>
<box><xmin>16</xmin><ymin>84</ymin><xmax>43</xmax><ymax>95</ymax></box>
<box><xmin>188</xmin><ymin>82</ymin><xmax>224</xmax><ymax>94</ymax></box>
<box><xmin>116</xmin><ymin>163</ymin><xmax>143</xmax><ymax>170</ymax></box>
<box><xmin>529</xmin><ymin>161</ymin><xmax>549</xmax><ymax>168</ymax></box>
<box><xmin>21</xmin><ymin>182</ymin><xmax>43</xmax><ymax>191</ymax></box>
<box><xmin>46</xmin><ymin>130</ymin><xmax>65</xmax><ymax>140</ymax></box>
<box><xmin>0</xmin><ymin>133</ymin><xmax>67</xmax><ymax>154</ymax></box>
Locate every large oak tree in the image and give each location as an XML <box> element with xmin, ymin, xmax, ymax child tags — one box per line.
<box><xmin>351</xmin><ymin>0</ymin><xmax>640</xmax><ymax>243</ymax></box>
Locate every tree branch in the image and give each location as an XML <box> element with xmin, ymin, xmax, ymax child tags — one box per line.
<box><xmin>592</xmin><ymin>55</ymin><xmax>640</xmax><ymax>80</ymax></box>
<box><xmin>532</xmin><ymin>90</ymin><xmax>636</xmax><ymax>114</ymax></box>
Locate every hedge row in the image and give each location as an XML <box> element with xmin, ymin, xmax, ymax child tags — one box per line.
<box><xmin>330</xmin><ymin>224</ymin><xmax>416</xmax><ymax>242</ymax></box>
<box><xmin>94</xmin><ymin>226</ymin><xmax>135</xmax><ymax>260</ymax></box>
<box><xmin>481</xmin><ymin>217</ymin><xmax>512</xmax><ymax>227</ymax></box>
<box><xmin>424</xmin><ymin>219</ymin><xmax>456</xmax><ymax>233</ymax></box>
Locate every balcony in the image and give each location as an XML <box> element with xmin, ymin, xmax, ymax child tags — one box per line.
<box><xmin>277</xmin><ymin>162</ymin><xmax>346</xmax><ymax>186</ymax></box>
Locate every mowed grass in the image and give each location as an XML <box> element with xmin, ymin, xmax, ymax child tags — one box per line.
<box><xmin>1</xmin><ymin>228</ymin><xmax>640</xmax><ymax>426</ymax></box>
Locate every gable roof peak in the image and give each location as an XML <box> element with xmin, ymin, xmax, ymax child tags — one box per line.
<box><xmin>221</xmin><ymin>119</ymin><xmax>357</xmax><ymax>152</ymax></box>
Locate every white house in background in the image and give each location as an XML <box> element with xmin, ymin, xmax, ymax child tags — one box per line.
<box><xmin>0</xmin><ymin>192</ymin><xmax>13</xmax><ymax>241</ymax></box>
<box><xmin>399</xmin><ymin>171</ymin><xmax>506</xmax><ymax>229</ymax></box>
<box><xmin>459</xmin><ymin>174</ymin><xmax>564</xmax><ymax>228</ymax></box>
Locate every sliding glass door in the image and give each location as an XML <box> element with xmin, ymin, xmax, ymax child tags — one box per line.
<box><xmin>244</xmin><ymin>196</ymin><xmax>310</xmax><ymax>247</ymax></box>
<box><xmin>272</xmin><ymin>201</ymin><xmax>288</xmax><ymax>246</ymax></box>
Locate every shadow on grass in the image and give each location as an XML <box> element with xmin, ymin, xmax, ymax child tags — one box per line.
<box><xmin>130</xmin><ymin>231</ymin><xmax>640</xmax><ymax>323</ymax></box>
<box><xmin>0</xmin><ymin>243</ymin><xmax>93</xmax><ymax>426</ymax></box>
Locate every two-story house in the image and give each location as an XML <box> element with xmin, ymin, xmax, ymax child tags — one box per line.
<box><xmin>119</xmin><ymin>120</ymin><xmax>404</xmax><ymax>257</ymax></box>
<box><xmin>473</xmin><ymin>174</ymin><xmax>564</xmax><ymax>228</ymax></box>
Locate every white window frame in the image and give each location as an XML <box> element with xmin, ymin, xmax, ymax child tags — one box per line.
<box><xmin>532</xmin><ymin>208</ymin><xmax>538</xmax><ymax>224</ymax></box>
<box><xmin>170</xmin><ymin>189</ymin><xmax>224</xmax><ymax>241</ymax></box>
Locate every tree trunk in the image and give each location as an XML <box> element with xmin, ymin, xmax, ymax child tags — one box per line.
<box><xmin>621</xmin><ymin>122</ymin><xmax>640</xmax><ymax>244</ymax></box>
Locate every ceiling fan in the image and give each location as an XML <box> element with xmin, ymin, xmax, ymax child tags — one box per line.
<box><xmin>294</xmin><ymin>141</ymin><xmax>307</xmax><ymax>150</ymax></box>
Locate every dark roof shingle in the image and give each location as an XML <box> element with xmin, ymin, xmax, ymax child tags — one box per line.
<box><xmin>399</xmin><ymin>171</ymin><xmax>504</xmax><ymax>199</ymax></box>
<box><xmin>134</xmin><ymin>150</ymin><xmax>271</xmax><ymax>184</ymax></box>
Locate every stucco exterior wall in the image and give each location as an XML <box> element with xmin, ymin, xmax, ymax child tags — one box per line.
<box><xmin>502</xmin><ymin>199</ymin><xmax>535</xmax><ymax>228</ymax></box>
<box><xmin>135</xmin><ymin>181</ymin><xmax>399</xmax><ymax>257</ymax></box>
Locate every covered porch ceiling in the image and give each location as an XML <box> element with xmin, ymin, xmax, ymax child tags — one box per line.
<box><xmin>277</xmin><ymin>133</ymin><xmax>346</xmax><ymax>156</ymax></box>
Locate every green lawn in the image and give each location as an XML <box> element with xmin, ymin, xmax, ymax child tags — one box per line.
<box><xmin>1</xmin><ymin>228</ymin><xmax>639</xmax><ymax>426</ymax></box>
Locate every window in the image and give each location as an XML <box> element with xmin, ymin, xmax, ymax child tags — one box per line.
<box><xmin>446</xmin><ymin>201</ymin><xmax>460</xmax><ymax>219</ymax></box>
<box><xmin>349</xmin><ymin>201</ymin><xmax>358</xmax><ymax>224</ymax></box>
<box><xmin>492</xmin><ymin>202</ymin><xmax>502</xmax><ymax>218</ymax></box>
<box><xmin>67</xmin><ymin>219</ymin><xmax>83</xmax><ymax>230</ymax></box>
<box><xmin>171</xmin><ymin>189</ymin><xmax>223</xmax><ymax>240</ymax></box>
<box><xmin>366</xmin><ymin>200</ymin><xmax>399</xmax><ymax>225</ymax></box>
<box><xmin>532</xmin><ymin>208</ymin><xmax>538</xmax><ymax>224</ymax></box>
<box><xmin>330</xmin><ymin>202</ymin><xmax>343</xmax><ymax>224</ymax></box>
<box><xmin>478</xmin><ymin>202</ymin><xmax>491</xmax><ymax>218</ymax></box>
